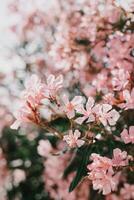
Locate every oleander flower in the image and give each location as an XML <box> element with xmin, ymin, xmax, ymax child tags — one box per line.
<box><xmin>88</xmin><ymin>153</ymin><xmax>113</xmax><ymax>172</ymax></box>
<box><xmin>63</xmin><ymin>130</ymin><xmax>85</xmax><ymax>148</ymax></box>
<box><xmin>62</xmin><ymin>95</ymin><xmax>83</xmax><ymax>119</ymax></box>
<box><xmin>121</xmin><ymin>126</ymin><xmax>134</xmax><ymax>144</ymax></box>
<box><xmin>11</xmin><ymin>103</ymin><xmax>40</xmax><ymax>129</ymax></box>
<box><xmin>112</xmin><ymin>148</ymin><xmax>128</xmax><ymax>167</ymax></box>
<box><xmin>122</xmin><ymin>89</ymin><xmax>134</xmax><ymax>110</ymax></box>
<box><xmin>96</xmin><ymin>104</ymin><xmax>120</xmax><ymax>126</ymax></box>
<box><xmin>45</xmin><ymin>74</ymin><xmax>63</xmax><ymax>100</ymax></box>
<box><xmin>87</xmin><ymin>153</ymin><xmax>120</xmax><ymax>195</ymax></box>
<box><xmin>75</xmin><ymin>97</ymin><xmax>96</xmax><ymax>125</ymax></box>
<box><xmin>21</xmin><ymin>74</ymin><xmax>45</xmax><ymax>108</ymax></box>
<box><xmin>90</xmin><ymin>170</ymin><xmax>120</xmax><ymax>195</ymax></box>
<box><xmin>111</xmin><ymin>69</ymin><xmax>130</xmax><ymax>91</ymax></box>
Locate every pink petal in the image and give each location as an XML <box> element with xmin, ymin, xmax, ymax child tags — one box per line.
<box><xmin>123</xmin><ymin>90</ymin><xmax>131</xmax><ymax>102</ymax></box>
<box><xmin>121</xmin><ymin>129</ymin><xmax>130</xmax><ymax>144</ymax></box>
<box><xmin>102</xmin><ymin>104</ymin><xmax>112</xmax><ymax>113</ymax></box>
<box><xmin>113</xmin><ymin>148</ymin><xmax>121</xmax><ymax>157</ymax></box>
<box><xmin>129</xmin><ymin>126</ymin><xmax>134</xmax><ymax>136</ymax></box>
<box><xmin>103</xmin><ymin>184</ymin><xmax>112</xmax><ymax>195</ymax></box>
<box><xmin>129</xmin><ymin>126</ymin><xmax>134</xmax><ymax>143</ymax></box>
<box><xmin>87</xmin><ymin>114</ymin><xmax>95</xmax><ymax>123</ymax></box>
<box><xmin>62</xmin><ymin>94</ymin><xmax>69</xmax><ymax>104</ymax></box>
<box><xmin>131</xmin><ymin>88</ymin><xmax>134</xmax><ymax>99</ymax></box>
<box><xmin>55</xmin><ymin>75</ymin><xmax>63</xmax><ymax>88</ymax></box>
<box><xmin>55</xmin><ymin>75</ymin><xmax>63</xmax><ymax>84</ymax></box>
<box><xmin>86</xmin><ymin>97</ymin><xmax>95</xmax><ymax>110</ymax></box>
<box><xmin>99</xmin><ymin>117</ymin><xmax>107</xmax><ymax>126</ymax></box>
<box><xmin>74</xmin><ymin>130</ymin><xmax>81</xmax><ymax>139</ymax></box>
<box><xmin>71</xmin><ymin>96</ymin><xmax>83</xmax><ymax>106</ymax></box>
<box><xmin>76</xmin><ymin>139</ymin><xmax>85</xmax><ymax>147</ymax></box>
<box><xmin>47</xmin><ymin>74</ymin><xmax>55</xmax><ymax>85</ymax></box>
<box><xmin>75</xmin><ymin>104</ymin><xmax>86</xmax><ymax>115</ymax></box>
<box><xmin>10</xmin><ymin>120</ymin><xmax>21</xmax><ymax>130</ymax></box>
<box><xmin>67</xmin><ymin>110</ymin><xmax>75</xmax><ymax>119</ymax></box>
<box><xmin>92</xmin><ymin>104</ymin><xmax>102</xmax><ymax>116</ymax></box>
<box><xmin>75</xmin><ymin>116</ymin><xmax>87</xmax><ymax>125</ymax></box>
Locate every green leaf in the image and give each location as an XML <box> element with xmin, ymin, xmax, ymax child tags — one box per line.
<box><xmin>69</xmin><ymin>145</ymin><xmax>92</xmax><ymax>192</ymax></box>
<box><xmin>50</xmin><ymin>117</ymin><xmax>70</xmax><ymax>133</ymax></box>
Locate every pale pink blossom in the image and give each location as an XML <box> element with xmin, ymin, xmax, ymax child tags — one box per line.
<box><xmin>122</xmin><ymin>89</ymin><xmax>134</xmax><ymax>110</ymax></box>
<box><xmin>45</xmin><ymin>74</ymin><xmax>63</xmax><ymax>100</ymax></box>
<box><xmin>87</xmin><ymin>153</ymin><xmax>119</xmax><ymax>195</ymax></box>
<box><xmin>96</xmin><ymin>104</ymin><xmax>120</xmax><ymax>126</ymax></box>
<box><xmin>103</xmin><ymin>93</ymin><xmax>115</xmax><ymax>105</ymax></box>
<box><xmin>120</xmin><ymin>184</ymin><xmax>134</xmax><ymax>200</ymax></box>
<box><xmin>121</xmin><ymin>126</ymin><xmax>134</xmax><ymax>144</ymax></box>
<box><xmin>37</xmin><ymin>140</ymin><xmax>52</xmax><ymax>157</ymax></box>
<box><xmin>112</xmin><ymin>148</ymin><xmax>128</xmax><ymax>167</ymax></box>
<box><xmin>89</xmin><ymin>170</ymin><xmax>119</xmax><ymax>195</ymax></box>
<box><xmin>63</xmin><ymin>130</ymin><xmax>85</xmax><ymax>148</ymax></box>
<box><xmin>75</xmin><ymin>97</ymin><xmax>96</xmax><ymax>125</ymax></box>
<box><xmin>21</xmin><ymin>74</ymin><xmax>45</xmax><ymax>108</ymax></box>
<box><xmin>92</xmin><ymin>72</ymin><xmax>108</xmax><ymax>92</ymax></box>
<box><xmin>11</xmin><ymin>103</ymin><xmax>40</xmax><ymax>129</ymax></box>
<box><xmin>88</xmin><ymin>153</ymin><xmax>113</xmax><ymax>172</ymax></box>
<box><xmin>106</xmin><ymin>33</ymin><xmax>134</xmax><ymax>70</ymax></box>
<box><xmin>112</xmin><ymin>69</ymin><xmax>130</xmax><ymax>91</ymax></box>
<box><xmin>11</xmin><ymin>75</ymin><xmax>45</xmax><ymax>129</ymax></box>
<box><xmin>62</xmin><ymin>95</ymin><xmax>83</xmax><ymax>119</ymax></box>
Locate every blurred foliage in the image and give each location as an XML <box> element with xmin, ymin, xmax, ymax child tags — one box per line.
<box><xmin>1</xmin><ymin>128</ymin><xmax>51</xmax><ymax>200</ymax></box>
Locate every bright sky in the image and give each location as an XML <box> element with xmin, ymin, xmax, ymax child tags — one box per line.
<box><xmin>0</xmin><ymin>0</ymin><xmax>18</xmax><ymax>73</ymax></box>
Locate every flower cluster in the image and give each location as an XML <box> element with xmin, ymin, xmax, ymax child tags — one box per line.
<box><xmin>11</xmin><ymin>74</ymin><xmax>63</xmax><ymax>129</ymax></box>
<box><xmin>87</xmin><ymin>148</ymin><xmax>129</xmax><ymax>195</ymax></box>
<box><xmin>0</xmin><ymin>0</ymin><xmax>134</xmax><ymax>199</ymax></box>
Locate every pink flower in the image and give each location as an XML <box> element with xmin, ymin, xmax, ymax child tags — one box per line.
<box><xmin>45</xmin><ymin>74</ymin><xmax>63</xmax><ymax>100</ymax></box>
<box><xmin>62</xmin><ymin>95</ymin><xmax>83</xmax><ymax>119</ymax></box>
<box><xmin>88</xmin><ymin>153</ymin><xmax>113</xmax><ymax>172</ymax></box>
<box><xmin>103</xmin><ymin>93</ymin><xmax>115</xmax><ymax>105</ymax></box>
<box><xmin>112</xmin><ymin>148</ymin><xmax>128</xmax><ymax>167</ymax></box>
<box><xmin>112</xmin><ymin>69</ymin><xmax>130</xmax><ymax>91</ymax></box>
<box><xmin>122</xmin><ymin>89</ymin><xmax>134</xmax><ymax>110</ymax></box>
<box><xmin>87</xmin><ymin>153</ymin><xmax>119</xmax><ymax>195</ymax></box>
<box><xmin>96</xmin><ymin>104</ymin><xmax>120</xmax><ymax>126</ymax></box>
<box><xmin>121</xmin><ymin>126</ymin><xmax>134</xmax><ymax>144</ymax></box>
<box><xmin>11</xmin><ymin>103</ymin><xmax>40</xmax><ymax>129</ymax></box>
<box><xmin>37</xmin><ymin>140</ymin><xmax>52</xmax><ymax>157</ymax></box>
<box><xmin>21</xmin><ymin>74</ymin><xmax>45</xmax><ymax>108</ymax></box>
<box><xmin>120</xmin><ymin>184</ymin><xmax>134</xmax><ymax>200</ymax></box>
<box><xmin>75</xmin><ymin>97</ymin><xmax>96</xmax><ymax>125</ymax></box>
<box><xmin>89</xmin><ymin>170</ymin><xmax>119</xmax><ymax>195</ymax></box>
<box><xmin>63</xmin><ymin>130</ymin><xmax>85</xmax><ymax>148</ymax></box>
<box><xmin>92</xmin><ymin>72</ymin><xmax>108</xmax><ymax>92</ymax></box>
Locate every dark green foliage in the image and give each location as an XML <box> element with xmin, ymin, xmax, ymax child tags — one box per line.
<box><xmin>69</xmin><ymin>145</ymin><xmax>92</xmax><ymax>192</ymax></box>
<box><xmin>1</xmin><ymin>127</ymin><xmax>50</xmax><ymax>200</ymax></box>
<box><xmin>50</xmin><ymin>117</ymin><xmax>70</xmax><ymax>133</ymax></box>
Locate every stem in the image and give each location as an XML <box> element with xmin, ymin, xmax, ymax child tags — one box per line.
<box><xmin>39</xmin><ymin>121</ymin><xmax>63</xmax><ymax>139</ymax></box>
